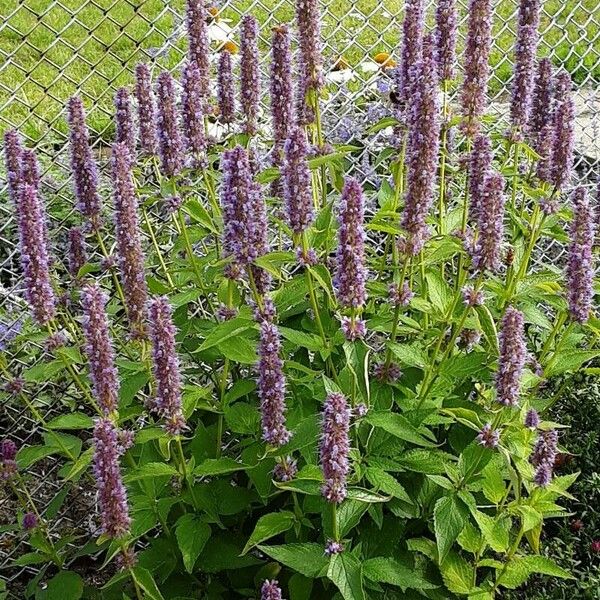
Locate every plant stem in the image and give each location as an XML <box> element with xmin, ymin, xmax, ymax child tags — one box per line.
<box><xmin>175</xmin><ymin>437</ymin><xmax>198</xmax><ymax>509</ymax></box>
<box><xmin>331</xmin><ymin>502</ymin><xmax>340</xmax><ymax>542</ymax></box>
<box><xmin>142</xmin><ymin>206</ymin><xmax>174</xmax><ymax>288</ymax></box>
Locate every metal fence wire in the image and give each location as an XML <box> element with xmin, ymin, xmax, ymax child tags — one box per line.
<box><xmin>0</xmin><ymin>0</ymin><xmax>599</xmax><ymax>591</ymax></box>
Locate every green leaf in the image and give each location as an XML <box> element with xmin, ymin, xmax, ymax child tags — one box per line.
<box><xmin>346</xmin><ymin>487</ymin><xmax>390</xmax><ymax>503</ymax></box>
<box><xmin>194</xmin><ymin>458</ymin><xmax>248</xmax><ymax>477</ymax></box>
<box><xmin>434</xmin><ymin>495</ymin><xmax>468</xmax><ymax>564</ymax></box>
<box><xmin>175</xmin><ymin>514</ymin><xmax>211</xmax><ymax>573</ymax></box>
<box><xmin>363</xmin><ymin>557</ymin><xmax>438</xmax><ymax>590</ymax></box>
<box><xmin>476</xmin><ymin>305</ymin><xmax>499</xmax><ymax>355</ymax></box>
<box><xmin>46</xmin><ymin>413</ymin><xmax>94</xmax><ymax>430</ymax></box>
<box><xmin>327</xmin><ymin>551</ymin><xmax>365</xmax><ymax>600</ymax></box>
<box><xmin>397</xmin><ymin>449</ymin><xmax>452</xmax><ymax>474</ymax></box>
<box><xmin>426</xmin><ymin>271</ymin><xmax>452</xmax><ymax>314</ymax></box>
<box><xmin>473</xmin><ymin>511</ymin><xmax>510</xmax><ymax>553</ymax></box>
<box><xmin>224</xmin><ymin>402</ymin><xmax>260</xmax><ymax>434</ymax></box>
<box><xmin>197</xmin><ymin>318</ymin><xmax>255</xmax><ymax>352</ymax></box>
<box><xmin>62</xmin><ymin>447</ymin><xmax>94</xmax><ymax>481</ymax></box>
<box><xmin>497</xmin><ymin>556</ymin><xmax>573</xmax><ymax>589</ymax></box>
<box><xmin>23</xmin><ymin>360</ymin><xmax>65</xmax><ymax>382</ymax></box>
<box><xmin>125</xmin><ymin>462</ymin><xmax>178</xmax><ymax>482</ymax></box>
<box><xmin>279</xmin><ymin>327</ymin><xmax>324</xmax><ymax>352</ymax></box>
<box><xmin>545</xmin><ymin>350</ymin><xmax>600</xmax><ymax>376</ymax></box>
<box><xmin>131</xmin><ymin>566</ymin><xmax>165</xmax><ymax>600</ymax></box>
<box><xmin>39</xmin><ymin>571</ymin><xmax>83</xmax><ymax>600</ymax></box>
<box><xmin>241</xmin><ymin>511</ymin><xmax>296</xmax><ymax>555</ymax></box>
<box><xmin>16</xmin><ymin>445</ymin><xmax>56</xmax><ymax>469</ymax></box>
<box><xmin>440</xmin><ymin>551</ymin><xmax>475</xmax><ymax>595</ymax></box>
<box><xmin>365</xmin><ymin>411</ymin><xmax>434</xmax><ymax>447</ymax></box>
<box><xmin>274</xmin><ymin>478</ymin><xmax>322</xmax><ymax>496</ymax></box>
<box><xmin>217</xmin><ymin>336</ymin><xmax>258</xmax><ymax>364</ymax></box>
<box><xmin>365</xmin><ymin>468</ymin><xmax>412</xmax><ymax>503</ymax></box>
<box><xmin>258</xmin><ymin>543</ymin><xmax>329</xmax><ymax>578</ymax></box>
<box><xmin>388</xmin><ymin>343</ymin><xmax>427</xmax><ymax>369</ymax></box>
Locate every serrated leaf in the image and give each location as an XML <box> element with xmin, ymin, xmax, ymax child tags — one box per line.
<box><xmin>241</xmin><ymin>511</ymin><xmax>295</xmax><ymax>555</ymax></box>
<box><xmin>38</xmin><ymin>571</ymin><xmax>83</xmax><ymax>600</ymax></box>
<box><xmin>131</xmin><ymin>566</ymin><xmax>165</xmax><ymax>600</ymax></box>
<box><xmin>388</xmin><ymin>343</ymin><xmax>427</xmax><ymax>369</ymax></box>
<box><xmin>46</xmin><ymin>413</ymin><xmax>94</xmax><ymax>430</ymax></box>
<box><xmin>365</xmin><ymin>468</ymin><xmax>412</xmax><ymax>502</ymax></box>
<box><xmin>194</xmin><ymin>458</ymin><xmax>248</xmax><ymax>477</ymax></box>
<box><xmin>197</xmin><ymin>318</ymin><xmax>255</xmax><ymax>352</ymax></box>
<box><xmin>545</xmin><ymin>350</ymin><xmax>600</xmax><ymax>377</ymax></box>
<box><xmin>497</xmin><ymin>555</ymin><xmax>573</xmax><ymax>589</ymax></box>
<box><xmin>434</xmin><ymin>495</ymin><xmax>467</xmax><ymax>564</ymax></box>
<box><xmin>327</xmin><ymin>551</ymin><xmax>365</xmax><ymax>600</ymax></box>
<box><xmin>279</xmin><ymin>326</ymin><xmax>324</xmax><ymax>352</ymax></box>
<box><xmin>258</xmin><ymin>543</ymin><xmax>328</xmax><ymax>578</ymax></box>
<box><xmin>440</xmin><ymin>552</ymin><xmax>475</xmax><ymax>595</ymax></box>
<box><xmin>473</xmin><ymin>511</ymin><xmax>510</xmax><ymax>553</ymax></box>
<box><xmin>125</xmin><ymin>462</ymin><xmax>178</xmax><ymax>482</ymax></box>
<box><xmin>363</xmin><ymin>556</ymin><xmax>438</xmax><ymax>590</ymax></box>
<box><xmin>365</xmin><ymin>411</ymin><xmax>434</xmax><ymax>447</ymax></box>
<box><xmin>175</xmin><ymin>514</ymin><xmax>211</xmax><ymax>573</ymax></box>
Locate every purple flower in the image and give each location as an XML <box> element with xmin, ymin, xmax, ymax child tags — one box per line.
<box><xmin>457</xmin><ymin>329</ymin><xmax>481</xmax><ymax>352</ymax></box>
<box><xmin>116</xmin><ymin>547</ymin><xmax>137</xmax><ymax>570</ymax></box>
<box><xmin>270</xmin><ymin>25</ymin><xmax>294</xmax><ymax>166</ymax></box>
<box><xmin>3</xmin><ymin>377</ymin><xmax>24</xmax><ymax>396</ymax></box>
<box><xmin>17</xmin><ymin>184</ymin><xmax>56</xmax><ymax>325</ymax></box>
<box><xmin>535</xmin><ymin>122</ymin><xmax>554</xmax><ymax>183</ymax></box>
<box><xmin>114</xmin><ymin>87</ymin><xmax>136</xmax><ymax>156</ymax></box>
<box><xmin>531</xmin><ymin>429</ymin><xmax>558</xmax><ymax>486</ymax></box>
<box><xmin>67</xmin><ymin>226</ymin><xmax>87</xmax><ymax>279</ymax></box>
<box><xmin>22</xmin><ymin>512</ymin><xmax>38</xmax><ymax>531</ymax></box>
<box><xmin>388</xmin><ymin>281</ymin><xmax>414</xmax><ymax>307</ymax></box>
<box><xmin>0</xmin><ymin>439</ymin><xmax>18</xmax><ymax>480</ymax></box>
<box><xmin>112</xmin><ymin>142</ymin><xmax>148</xmax><ymax>338</ymax></box>
<box><xmin>216</xmin><ymin>304</ymin><xmax>238</xmax><ymax>321</ymax></box>
<box><xmin>353</xmin><ymin>403</ymin><xmax>369</xmax><ymax>418</ymax></box>
<box><xmin>44</xmin><ymin>330</ymin><xmax>67</xmax><ymax>354</ymax></box>
<box><xmin>435</xmin><ymin>0</ymin><xmax>457</xmax><ymax>82</ymax></box>
<box><xmin>253</xmin><ymin>296</ymin><xmax>277</xmax><ymax>324</ymax></box>
<box><xmin>459</xmin><ymin>0</ymin><xmax>493</xmax><ymax>137</ymax></box>
<box><xmin>373</xmin><ymin>362</ymin><xmax>402</xmax><ymax>383</ymax></box>
<box><xmin>92</xmin><ymin>418</ymin><xmax>131</xmax><ymax>538</ymax></box>
<box><xmin>340</xmin><ymin>316</ymin><xmax>367</xmax><ymax>341</ymax></box>
<box><xmin>462</xmin><ymin>285</ymin><xmax>484</xmax><ymax>307</ymax></box>
<box><xmin>472</xmin><ymin>171</ymin><xmax>506</xmax><ymax>273</ymax></box>
<box><xmin>81</xmin><ymin>284</ymin><xmax>120</xmax><ymax>416</ymax></box>
<box><xmin>273</xmin><ymin>456</ymin><xmax>298</xmax><ymax>482</ymax></box>
<box><xmin>468</xmin><ymin>134</ymin><xmax>493</xmax><ymax>224</ymax></box>
<box><xmin>496</xmin><ymin>306</ymin><xmax>527</xmax><ymax>407</ymax></box>
<box><xmin>67</xmin><ymin>96</ymin><xmax>102</xmax><ymax>230</ymax></box>
<box><xmin>261</xmin><ymin>580</ymin><xmax>283</xmax><ymax>600</ymax></box>
<box><xmin>240</xmin><ymin>15</ymin><xmax>260</xmax><ymax>136</ymax></box>
<box><xmin>325</xmin><ymin>540</ymin><xmax>344</xmax><ymax>556</ymax></box>
<box><xmin>396</xmin><ymin>0</ymin><xmax>425</xmax><ymax>108</ymax></box>
<box><xmin>20</xmin><ymin>149</ymin><xmax>40</xmax><ymax>189</ymax></box>
<box><xmin>217</xmin><ymin>50</ymin><xmax>235</xmax><ymax>125</ymax></box>
<box><xmin>295</xmin><ymin>0</ymin><xmax>323</xmax><ymax>125</ymax></box>
<box><xmin>401</xmin><ymin>36</ymin><xmax>441</xmax><ymax>254</ymax></box>
<box><xmin>320</xmin><ymin>392</ymin><xmax>351</xmax><ymax>504</ymax></box>
<box><xmin>181</xmin><ymin>61</ymin><xmax>207</xmax><ymax>159</ymax></box>
<box><xmin>3</xmin><ymin>129</ymin><xmax>23</xmax><ymax>207</ymax></box>
<box><xmin>295</xmin><ymin>247</ymin><xmax>318</xmax><ymax>267</ymax></box>
<box><xmin>525</xmin><ymin>408</ymin><xmax>540</xmax><ymax>429</ymax></box>
<box><xmin>549</xmin><ymin>72</ymin><xmax>575</xmax><ymax>191</ymax></box>
<box><xmin>477</xmin><ymin>423</ymin><xmax>500</xmax><ymax>448</ymax></box>
<box><xmin>334</xmin><ymin>178</ymin><xmax>367</xmax><ymax>309</ymax></box>
<box><xmin>528</xmin><ymin>58</ymin><xmax>554</xmax><ymax>142</ymax></box>
<box><xmin>148</xmin><ymin>296</ymin><xmax>187</xmax><ymax>436</ymax></box>
<box><xmin>566</xmin><ymin>187</ymin><xmax>595</xmax><ymax>324</ymax></box>
<box><xmin>134</xmin><ymin>64</ymin><xmax>158</xmax><ymax>155</ymax></box>
<box><xmin>283</xmin><ymin>127</ymin><xmax>314</xmax><ymax>235</ymax></box>
<box><xmin>257</xmin><ymin>321</ymin><xmax>291</xmax><ymax>447</ymax></box>
<box><xmin>185</xmin><ymin>0</ymin><xmax>210</xmax><ymax>101</ymax></box>
<box><xmin>156</xmin><ymin>72</ymin><xmax>184</xmax><ymax>178</ymax></box>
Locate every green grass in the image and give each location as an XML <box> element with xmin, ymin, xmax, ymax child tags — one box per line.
<box><xmin>0</xmin><ymin>0</ymin><xmax>598</xmax><ymax>142</ymax></box>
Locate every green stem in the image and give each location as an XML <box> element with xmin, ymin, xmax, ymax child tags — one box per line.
<box><xmin>143</xmin><ymin>206</ymin><xmax>174</xmax><ymax>289</ymax></box>
<box><xmin>175</xmin><ymin>437</ymin><xmax>198</xmax><ymax>509</ymax></box>
<box><xmin>331</xmin><ymin>502</ymin><xmax>340</xmax><ymax>542</ymax></box>
<box><xmin>95</xmin><ymin>231</ymin><xmax>127</xmax><ymax>307</ymax></box>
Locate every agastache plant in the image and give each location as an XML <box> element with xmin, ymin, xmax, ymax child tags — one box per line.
<box><xmin>270</xmin><ymin>25</ymin><xmax>294</xmax><ymax>163</ymax></box>
<box><xmin>114</xmin><ymin>87</ymin><xmax>136</xmax><ymax>155</ymax></box>
<box><xmin>3</xmin><ymin>129</ymin><xmax>22</xmax><ymax>207</ymax></box>
<box><xmin>468</xmin><ymin>134</ymin><xmax>493</xmax><ymax>223</ymax></box>
<box><xmin>134</xmin><ymin>63</ymin><xmax>158</xmax><ymax>155</ymax></box>
<box><xmin>217</xmin><ymin>49</ymin><xmax>236</xmax><ymax>125</ymax></box>
<box><xmin>240</xmin><ymin>15</ymin><xmax>260</xmax><ymax>136</ymax></box>
<box><xmin>67</xmin><ymin>96</ymin><xmax>102</xmax><ymax>230</ymax></box>
<box><xmin>67</xmin><ymin>226</ymin><xmax>87</xmax><ymax>279</ymax></box>
<box><xmin>156</xmin><ymin>71</ymin><xmax>184</xmax><ymax>178</ymax></box>
<box><xmin>435</xmin><ymin>0</ymin><xmax>457</xmax><ymax>83</ymax></box>
<box><xmin>185</xmin><ymin>0</ymin><xmax>210</xmax><ymax>100</ymax></box>
<box><xmin>396</xmin><ymin>0</ymin><xmax>425</xmax><ymax>108</ymax></box>
<box><xmin>528</xmin><ymin>57</ymin><xmax>554</xmax><ymax>142</ymax></box>
<box><xmin>496</xmin><ymin>306</ymin><xmax>527</xmax><ymax>407</ymax></box>
<box><xmin>549</xmin><ymin>72</ymin><xmax>575</xmax><ymax>191</ymax></box>
<box><xmin>181</xmin><ymin>61</ymin><xmax>207</xmax><ymax>160</ymax></box>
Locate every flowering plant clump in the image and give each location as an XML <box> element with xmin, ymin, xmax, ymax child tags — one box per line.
<box><xmin>1</xmin><ymin>0</ymin><xmax>598</xmax><ymax>598</ymax></box>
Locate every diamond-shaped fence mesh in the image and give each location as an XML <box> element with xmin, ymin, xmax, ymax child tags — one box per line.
<box><xmin>0</xmin><ymin>0</ymin><xmax>599</xmax><ymax>589</ymax></box>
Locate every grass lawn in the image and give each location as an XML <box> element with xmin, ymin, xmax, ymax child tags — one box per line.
<box><xmin>0</xmin><ymin>0</ymin><xmax>598</xmax><ymax>142</ymax></box>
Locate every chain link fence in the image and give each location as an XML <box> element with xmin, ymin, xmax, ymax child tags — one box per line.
<box><xmin>1</xmin><ymin>0</ymin><xmax>599</xmax><ymax>592</ymax></box>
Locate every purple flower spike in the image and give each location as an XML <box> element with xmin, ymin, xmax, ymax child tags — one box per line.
<box><xmin>477</xmin><ymin>423</ymin><xmax>500</xmax><ymax>448</ymax></box>
<box><xmin>273</xmin><ymin>456</ymin><xmax>297</xmax><ymax>482</ymax></box>
<box><xmin>217</xmin><ymin>50</ymin><xmax>236</xmax><ymax>125</ymax></box>
<box><xmin>529</xmin><ymin>58</ymin><xmax>554</xmax><ymax>143</ymax></box>
<box><xmin>435</xmin><ymin>0</ymin><xmax>457</xmax><ymax>83</ymax></box>
<box><xmin>389</xmin><ymin>281</ymin><xmax>414</xmax><ymax>307</ymax></box>
<box><xmin>550</xmin><ymin>72</ymin><xmax>575</xmax><ymax>191</ymax></box>
<box><xmin>270</xmin><ymin>25</ymin><xmax>294</xmax><ymax>165</ymax></box>
<box><xmin>148</xmin><ymin>296</ymin><xmax>187</xmax><ymax>436</ymax></box>
<box><xmin>531</xmin><ymin>429</ymin><xmax>558</xmax><ymax>487</ymax></box>
<box><xmin>473</xmin><ymin>171</ymin><xmax>506</xmax><ymax>273</ymax></box>
<box><xmin>373</xmin><ymin>362</ymin><xmax>402</xmax><ymax>383</ymax></box>
<box><xmin>186</xmin><ymin>0</ymin><xmax>210</xmax><ymax>100</ymax></box>
<box><xmin>496</xmin><ymin>306</ymin><xmax>527</xmax><ymax>407</ymax></box>
<box><xmin>156</xmin><ymin>71</ymin><xmax>184</xmax><ymax>178</ymax></box>
<box><xmin>566</xmin><ymin>187</ymin><xmax>595</xmax><ymax>324</ymax></box>
<box><xmin>334</xmin><ymin>178</ymin><xmax>367</xmax><ymax>309</ymax></box>
<box><xmin>396</xmin><ymin>0</ymin><xmax>425</xmax><ymax>108</ymax></box>
<box><xmin>257</xmin><ymin>320</ymin><xmax>291</xmax><ymax>447</ymax></box>
<box><xmin>67</xmin><ymin>96</ymin><xmax>102</xmax><ymax>230</ymax></box>
<box><xmin>112</xmin><ymin>142</ymin><xmax>148</xmax><ymax>338</ymax></box>
<box><xmin>4</xmin><ymin>129</ymin><xmax>23</xmax><ymax>207</ymax></box>
<box><xmin>295</xmin><ymin>0</ymin><xmax>323</xmax><ymax>125</ymax></box>
<box><xmin>134</xmin><ymin>64</ymin><xmax>158</xmax><ymax>155</ymax></box>
<box><xmin>20</xmin><ymin>149</ymin><xmax>40</xmax><ymax>189</ymax></box>
<box><xmin>67</xmin><ymin>226</ymin><xmax>87</xmax><ymax>279</ymax></box>
<box><xmin>0</xmin><ymin>439</ymin><xmax>18</xmax><ymax>480</ymax></box>
<box><xmin>320</xmin><ymin>392</ymin><xmax>351</xmax><ymax>504</ymax></box>
<box><xmin>401</xmin><ymin>36</ymin><xmax>441</xmax><ymax>254</ymax></box>
<box><xmin>525</xmin><ymin>408</ymin><xmax>540</xmax><ymax>429</ymax></box>
<box><xmin>325</xmin><ymin>540</ymin><xmax>344</xmax><ymax>556</ymax></box>
<box><xmin>462</xmin><ymin>285</ymin><xmax>484</xmax><ymax>307</ymax></box>
<box><xmin>81</xmin><ymin>283</ymin><xmax>120</xmax><ymax>416</ymax></box>
<box><xmin>340</xmin><ymin>316</ymin><xmax>367</xmax><ymax>341</ymax></box>
<box><xmin>114</xmin><ymin>87</ymin><xmax>136</xmax><ymax>155</ymax></box>
<box><xmin>240</xmin><ymin>15</ymin><xmax>260</xmax><ymax>136</ymax></box>
<box><xmin>17</xmin><ymin>184</ymin><xmax>56</xmax><ymax>325</ymax></box>
<box><xmin>535</xmin><ymin>122</ymin><xmax>554</xmax><ymax>184</ymax></box>
<box><xmin>181</xmin><ymin>62</ymin><xmax>207</xmax><ymax>159</ymax></box>
<box><xmin>468</xmin><ymin>134</ymin><xmax>493</xmax><ymax>224</ymax></box>
<box><xmin>92</xmin><ymin>418</ymin><xmax>131</xmax><ymax>538</ymax></box>
<box><xmin>261</xmin><ymin>580</ymin><xmax>283</xmax><ymax>600</ymax></box>
<box><xmin>283</xmin><ymin>127</ymin><xmax>314</xmax><ymax>235</ymax></box>
<box><xmin>459</xmin><ymin>0</ymin><xmax>493</xmax><ymax>137</ymax></box>
<box><xmin>22</xmin><ymin>512</ymin><xmax>38</xmax><ymax>531</ymax></box>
